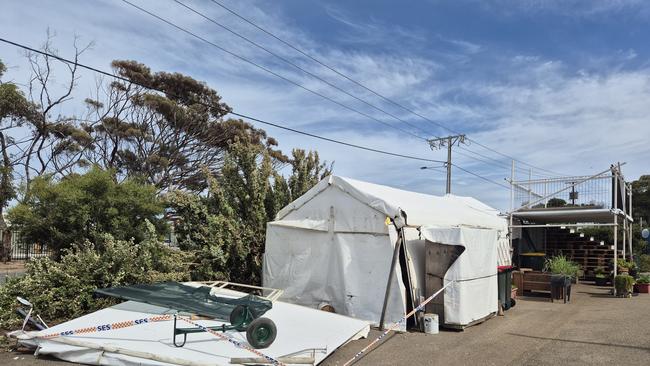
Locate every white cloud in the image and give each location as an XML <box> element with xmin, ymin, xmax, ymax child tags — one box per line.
<box><xmin>1</xmin><ymin>0</ymin><xmax>649</xmax><ymax>212</ymax></box>
<box><xmin>467</xmin><ymin>0</ymin><xmax>650</xmax><ymax>18</ymax></box>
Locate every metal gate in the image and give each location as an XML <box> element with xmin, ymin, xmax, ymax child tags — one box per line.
<box><xmin>1</xmin><ymin>230</ymin><xmax>54</xmax><ymax>260</ymax></box>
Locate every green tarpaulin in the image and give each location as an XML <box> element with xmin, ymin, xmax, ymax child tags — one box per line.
<box><xmin>95</xmin><ymin>282</ymin><xmax>272</xmax><ymax>320</ymax></box>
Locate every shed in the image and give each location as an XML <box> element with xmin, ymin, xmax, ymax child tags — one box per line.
<box><xmin>263</xmin><ymin>176</ymin><xmax>508</xmax><ymax>330</ymax></box>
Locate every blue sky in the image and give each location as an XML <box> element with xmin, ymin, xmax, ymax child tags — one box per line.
<box><xmin>1</xmin><ymin>0</ymin><xmax>649</xmax><ymax>211</ymax></box>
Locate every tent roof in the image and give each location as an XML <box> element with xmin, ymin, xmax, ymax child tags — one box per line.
<box><xmin>277</xmin><ymin>176</ymin><xmax>506</xmax><ymax>229</ymax></box>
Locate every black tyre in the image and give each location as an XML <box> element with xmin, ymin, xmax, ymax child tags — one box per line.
<box><xmin>246</xmin><ymin>317</ymin><xmax>277</xmax><ymax>349</ymax></box>
<box><xmin>229</xmin><ymin>305</ymin><xmax>250</xmax><ymax>331</ymax></box>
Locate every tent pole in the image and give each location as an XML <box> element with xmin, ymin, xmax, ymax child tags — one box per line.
<box><xmin>613</xmin><ymin>165</ymin><xmax>618</xmax><ymax>294</ymax></box>
<box><xmin>510</xmin><ymin>160</ymin><xmax>515</xmax><ymax>266</ymax></box>
<box><xmin>629</xmin><ymin>184</ymin><xmax>634</xmax><ymax>261</ymax></box>
<box><xmin>623</xmin><ymin>219</ymin><xmax>627</xmax><ymax>259</ymax></box>
<box><xmin>379</xmin><ymin>226</ymin><xmax>403</xmax><ymax>330</ymax></box>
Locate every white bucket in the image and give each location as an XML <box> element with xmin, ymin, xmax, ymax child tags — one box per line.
<box><xmin>423</xmin><ymin>313</ymin><xmax>439</xmax><ymax>335</ymax></box>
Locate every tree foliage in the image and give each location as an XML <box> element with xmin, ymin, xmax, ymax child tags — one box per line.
<box><xmin>18</xmin><ymin>37</ymin><xmax>95</xmax><ymax>184</ymax></box>
<box><xmin>2</xmin><ymin>36</ymin><xmax>285</xmax><ymax>196</ymax></box>
<box><xmin>167</xmin><ymin>143</ymin><xmax>331</xmax><ymax>284</ymax></box>
<box><xmin>546</xmin><ymin>197</ymin><xmax>567</xmax><ymax>208</ymax></box>
<box><xmin>0</xmin><ymin>59</ymin><xmax>37</xmax><ymax>211</ymax></box>
<box><xmin>82</xmin><ymin>60</ymin><xmax>285</xmax><ymax>192</ymax></box>
<box><xmin>0</xmin><ymin>222</ymin><xmax>191</xmax><ymax>327</ymax></box>
<box><xmin>288</xmin><ymin>149</ymin><xmax>332</xmax><ymax>200</ymax></box>
<box><xmin>8</xmin><ymin>167</ymin><xmax>165</xmax><ymax>254</ymax></box>
<box><xmin>2</xmin><ymin>37</ymin><xmax>333</xmax><ymax>289</ymax></box>
<box><xmin>632</xmin><ymin>175</ymin><xmax>650</xmax><ymax>223</ymax></box>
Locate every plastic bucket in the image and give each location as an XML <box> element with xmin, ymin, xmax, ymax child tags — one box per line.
<box><xmin>423</xmin><ymin>313</ymin><xmax>439</xmax><ymax>334</ymax></box>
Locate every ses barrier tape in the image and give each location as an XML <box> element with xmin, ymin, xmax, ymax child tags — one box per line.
<box><xmin>38</xmin><ymin>314</ymin><xmax>174</xmax><ymax>339</ymax></box>
<box><xmin>343</xmin><ymin>281</ymin><xmax>455</xmax><ymax>366</ymax></box>
<box><xmin>34</xmin><ymin>314</ymin><xmax>284</xmax><ymax>366</ymax></box>
<box><xmin>179</xmin><ymin>317</ymin><xmax>285</xmax><ymax>366</ymax></box>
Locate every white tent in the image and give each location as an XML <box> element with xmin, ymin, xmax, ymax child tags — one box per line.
<box><xmin>263</xmin><ymin>176</ymin><xmax>509</xmax><ymax>330</ymax></box>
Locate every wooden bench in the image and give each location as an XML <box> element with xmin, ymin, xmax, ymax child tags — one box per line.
<box><xmin>513</xmin><ymin>270</ymin><xmax>551</xmax><ymax>296</ymax></box>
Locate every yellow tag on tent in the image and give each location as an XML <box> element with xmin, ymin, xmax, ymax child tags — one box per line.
<box><xmin>385</xmin><ymin>217</ymin><xmax>391</xmax><ymax>226</ymax></box>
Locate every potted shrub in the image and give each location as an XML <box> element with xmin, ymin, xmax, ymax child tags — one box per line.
<box><xmin>614</xmin><ymin>274</ymin><xmax>635</xmax><ymax>297</ymax></box>
<box><xmin>634</xmin><ymin>274</ymin><xmax>650</xmax><ymax>294</ymax></box>
<box><xmin>594</xmin><ymin>266</ymin><xmax>609</xmax><ymax>286</ymax></box>
<box><xmin>617</xmin><ymin>259</ymin><xmax>634</xmax><ymax>275</ymax></box>
<box><xmin>544</xmin><ymin>255</ymin><xmax>580</xmax><ymax>302</ymax></box>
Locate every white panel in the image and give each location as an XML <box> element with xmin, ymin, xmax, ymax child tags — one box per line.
<box><xmin>282</xmin><ymin>185</ymin><xmax>388</xmax><ymax>234</ymax></box>
<box><xmin>16</xmin><ymin>297</ymin><xmax>370</xmax><ymax>366</ymax></box>
<box><xmin>443</xmin><ymin>275</ymin><xmax>498</xmax><ymax>325</ymax></box>
<box><xmin>263</xmin><ymin>224</ymin><xmax>406</xmax><ymax>330</ymax></box>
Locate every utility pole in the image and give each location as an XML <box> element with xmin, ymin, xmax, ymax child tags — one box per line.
<box><xmin>427</xmin><ymin>134</ymin><xmax>466</xmax><ymax>194</ymax></box>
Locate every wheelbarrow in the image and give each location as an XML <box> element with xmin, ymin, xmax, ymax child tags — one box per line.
<box><xmin>95</xmin><ymin>281</ymin><xmax>278</xmax><ymax>349</ymax></box>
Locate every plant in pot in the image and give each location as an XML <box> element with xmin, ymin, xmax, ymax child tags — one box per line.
<box><xmin>616</xmin><ymin>259</ymin><xmax>634</xmax><ymax>275</ymax></box>
<box><xmin>614</xmin><ymin>274</ymin><xmax>635</xmax><ymax>297</ymax></box>
<box><xmin>634</xmin><ymin>274</ymin><xmax>650</xmax><ymax>294</ymax></box>
<box><xmin>594</xmin><ymin>266</ymin><xmax>609</xmax><ymax>286</ymax></box>
<box><xmin>544</xmin><ymin>255</ymin><xmax>580</xmax><ymax>302</ymax></box>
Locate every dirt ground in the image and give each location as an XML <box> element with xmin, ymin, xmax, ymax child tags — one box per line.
<box><xmin>0</xmin><ymin>262</ymin><xmax>26</xmax><ymax>272</ymax></box>
<box><xmin>1</xmin><ymin>282</ymin><xmax>649</xmax><ymax>366</ymax></box>
<box><xmin>0</xmin><ymin>261</ymin><xmax>26</xmax><ymax>283</ymax></box>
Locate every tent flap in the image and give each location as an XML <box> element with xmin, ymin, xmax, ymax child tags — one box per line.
<box><xmin>422</xmin><ymin>226</ymin><xmax>498</xmax><ymax>326</ymax></box>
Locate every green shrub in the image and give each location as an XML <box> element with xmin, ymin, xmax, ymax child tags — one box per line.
<box><xmin>617</xmin><ymin>259</ymin><xmax>635</xmax><ymax>270</ymax></box>
<box><xmin>8</xmin><ymin>167</ymin><xmax>166</xmax><ymax>255</ymax></box>
<box><xmin>614</xmin><ymin>274</ymin><xmax>635</xmax><ymax>296</ymax></box>
<box><xmin>638</xmin><ymin>254</ymin><xmax>650</xmax><ymax>272</ymax></box>
<box><xmin>0</xmin><ymin>221</ymin><xmax>191</xmax><ymax>328</ymax></box>
<box><xmin>636</xmin><ymin>274</ymin><xmax>650</xmax><ymax>284</ymax></box>
<box><xmin>544</xmin><ymin>255</ymin><xmax>581</xmax><ymax>278</ymax></box>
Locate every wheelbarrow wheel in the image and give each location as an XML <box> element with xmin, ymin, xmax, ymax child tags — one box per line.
<box><xmin>246</xmin><ymin>317</ymin><xmax>276</xmax><ymax>349</ymax></box>
<box><xmin>230</xmin><ymin>305</ymin><xmax>251</xmax><ymax>331</ymax></box>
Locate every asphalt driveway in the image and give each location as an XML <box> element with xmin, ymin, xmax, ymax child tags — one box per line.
<box><xmin>325</xmin><ymin>282</ymin><xmax>650</xmax><ymax>365</ymax></box>
<box><xmin>2</xmin><ymin>282</ymin><xmax>649</xmax><ymax>365</ymax></box>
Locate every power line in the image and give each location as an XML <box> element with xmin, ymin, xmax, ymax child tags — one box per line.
<box><xmin>1</xmin><ymin>36</ymin><xmax>512</xmax><ymax>191</ymax></box>
<box><xmin>228</xmin><ymin>111</ymin><xmax>444</xmax><ymax>163</ymax></box>
<box><xmin>456</xmin><ymin>146</ymin><xmax>556</xmax><ymax>178</ymax></box>
<box><xmin>120</xmin><ymin>0</ymin><xmax>426</xmax><ymax>141</ymax></box>
<box><xmin>209</xmin><ymin>0</ymin><xmax>569</xmax><ymax>177</ymax></box>
<box><xmin>122</xmin><ymin>1</ymin><xmax>553</xmax><ymax>190</ymax></box>
<box><xmin>184</xmin><ymin>0</ymin><xmax>524</xmax><ymax>175</ymax></box>
<box><xmin>452</xmin><ymin>163</ymin><xmax>511</xmax><ymax>190</ymax></box>
<box><xmin>2</xmin><ymin>38</ymin><xmax>514</xmax><ymax>190</ymax></box>
<box><xmin>171</xmin><ymin>0</ymin><xmax>432</xmax><ymax>139</ymax></box>
<box><xmin>466</xmin><ymin>138</ymin><xmax>569</xmax><ymax>177</ymax></box>
<box><xmin>176</xmin><ymin>0</ymin><xmax>527</xmax><ymax>185</ymax></box>
<box><xmin>0</xmin><ymin>37</ymin><xmax>444</xmax><ymax>165</ymax></box>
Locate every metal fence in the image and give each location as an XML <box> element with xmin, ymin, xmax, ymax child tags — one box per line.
<box><xmin>512</xmin><ymin>174</ymin><xmax>613</xmax><ymax>210</ymax></box>
<box><xmin>1</xmin><ymin>230</ymin><xmax>55</xmax><ymax>260</ymax></box>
